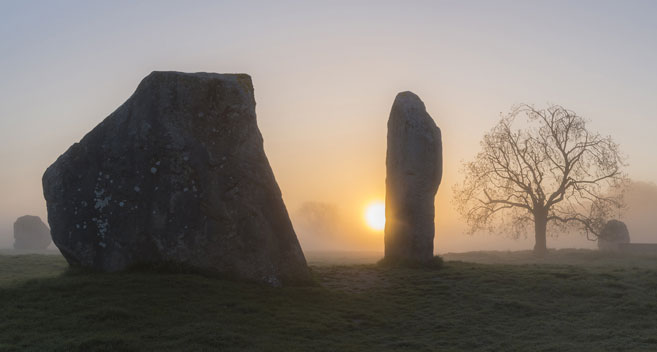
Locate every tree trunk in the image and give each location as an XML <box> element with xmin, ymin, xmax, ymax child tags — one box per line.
<box><xmin>533</xmin><ymin>211</ymin><xmax>548</xmax><ymax>255</ymax></box>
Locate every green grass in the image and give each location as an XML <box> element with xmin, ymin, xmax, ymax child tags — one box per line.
<box><xmin>443</xmin><ymin>248</ymin><xmax>657</xmax><ymax>268</ymax></box>
<box><xmin>1</xmin><ymin>251</ymin><xmax>657</xmax><ymax>351</ymax></box>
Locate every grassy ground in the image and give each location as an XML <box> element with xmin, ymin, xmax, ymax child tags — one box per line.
<box><xmin>1</xmin><ymin>250</ymin><xmax>657</xmax><ymax>351</ymax></box>
<box><xmin>443</xmin><ymin>248</ymin><xmax>657</xmax><ymax>268</ymax></box>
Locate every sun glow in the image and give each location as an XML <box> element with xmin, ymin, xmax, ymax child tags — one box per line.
<box><xmin>365</xmin><ymin>202</ymin><xmax>386</xmax><ymax>231</ymax></box>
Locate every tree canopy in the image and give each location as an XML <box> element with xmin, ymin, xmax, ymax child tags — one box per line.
<box><xmin>453</xmin><ymin>104</ymin><xmax>627</xmax><ymax>254</ymax></box>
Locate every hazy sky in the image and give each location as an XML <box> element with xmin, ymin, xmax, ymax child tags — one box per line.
<box><xmin>1</xmin><ymin>0</ymin><xmax>657</xmax><ymax>251</ymax></box>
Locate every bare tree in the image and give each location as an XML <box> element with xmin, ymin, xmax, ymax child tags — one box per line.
<box><xmin>453</xmin><ymin>104</ymin><xmax>627</xmax><ymax>254</ymax></box>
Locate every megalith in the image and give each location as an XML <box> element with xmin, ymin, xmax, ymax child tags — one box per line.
<box><xmin>42</xmin><ymin>71</ymin><xmax>312</xmax><ymax>286</ymax></box>
<box><xmin>13</xmin><ymin>215</ymin><xmax>51</xmax><ymax>250</ymax></box>
<box><xmin>598</xmin><ymin>219</ymin><xmax>630</xmax><ymax>251</ymax></box>
<box><xmin>384</xmin><ymin>91</ymin><xmax>442</xmax><ymax>263</ymax></box>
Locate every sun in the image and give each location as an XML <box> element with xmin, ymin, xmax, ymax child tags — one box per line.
<box><xmin>365</xmin><ymin>202</ymin><xmax>386</xmax><ymax>231</ymax></box>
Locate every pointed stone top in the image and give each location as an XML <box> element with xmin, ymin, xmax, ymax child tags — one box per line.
<box><xmin>390</xmin><ymin>91</ymin><xmax>436</xmax><ymax>129</ymax></box>
<box><xmin>393</xmin><ymin>91</ymin><xmax>425</xmax><ymax>108</ymax></box>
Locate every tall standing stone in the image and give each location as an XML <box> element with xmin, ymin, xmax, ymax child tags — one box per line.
<box><xmin>384</xmin><ymin>91</ymin><xmax>442</xmax><ymax>263</ymax></box>
<box><xmin>42</xmin><ymin>71</ymin><xmax>312</xmax><ymax>286</ymax></box>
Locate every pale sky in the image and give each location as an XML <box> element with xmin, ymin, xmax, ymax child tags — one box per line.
<box><xmin>1</xmin><ymin>0</ymin><xmax>657</xmax><ymax>251</ymax></box>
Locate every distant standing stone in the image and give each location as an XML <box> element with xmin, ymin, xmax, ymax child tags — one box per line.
<box><xmin>598</xmin><ymin>220</ymin><xmax>630</xmax><ymax>251</ymax></box>
<box><xmin>384</xmin><ymin>91</ymin><xmax>442</xmax><ymax>263</ymax></box>
<box><xmin>42</xmin><ymin>71</ymin><xmax>312</xmax><ymax>286</ymax></box>
<box><xmin>13</xmin><ymin>215</ymin><xmax>51</xmax><ymax>250</ymax></box>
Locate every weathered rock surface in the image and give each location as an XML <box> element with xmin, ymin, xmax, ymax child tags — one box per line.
<box><xmin>13</xmin><ymin>215</ymin><xmax>51</xmax><ymax>250</ymax></box>
<box><xmin>42</xmin><ymin>71</ymin><xmax>312</xmax><ymax>286</ymax></box>
<box><xmin>384</xmin><ymin>91</ymin><xmax>442</xmax><ymax>263</ymax></box>
<box><xmin>598</xmin><ymin>219</ymin><xmax>630</xmax><ymax>251</ymax></box>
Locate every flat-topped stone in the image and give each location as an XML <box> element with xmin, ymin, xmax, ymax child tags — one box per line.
<box><xmin>42</xmin><ymin>71</ymin><xmax>312</xmax><ymax>286</ymax></box>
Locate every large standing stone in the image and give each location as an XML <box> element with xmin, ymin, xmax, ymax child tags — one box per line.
<box><xmin>13</xmin><ymin>215</ymin><xmax>51</xmax><ymax>250</ymax></box>
<box><xmin>384</xmin><ymin>91</ymin><xmax>442</xmax><ymax>263</ymax></box>
<box><xmin>42</xmin><ymin>71</ymin><xmax>312</xmax><ymax>286</ymax></box>
<box><xmin>598</xmin><ymin>220</ymin><xmax>630</xmax><ymax>251</ymax></box>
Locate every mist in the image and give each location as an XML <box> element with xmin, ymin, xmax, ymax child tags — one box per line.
<box><xmin>3</xmin><ymin>180</ymin><xmax>657</xmax><ymax>253</ymax></box>
<box><xmin>2</xmin><ymin>1</ymin><xmax>657</xmax><ymax>255</ymax></box>
<box><xmin>4</xmin><ymin>2</ymin><xmax>657</xmax><ymax>351</ymax></box>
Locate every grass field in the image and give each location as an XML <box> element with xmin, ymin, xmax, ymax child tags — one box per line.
<box><xmin>1</xmin><ymin>250</ymin><xmax>657</xmax><ymax>351</ymax></box>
